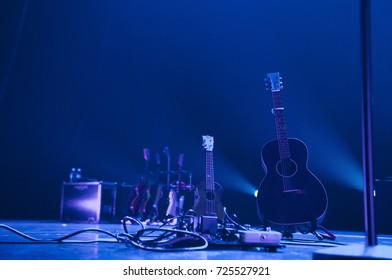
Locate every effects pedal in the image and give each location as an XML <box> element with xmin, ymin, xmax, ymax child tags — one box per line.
<box><xmin>238</xmin><ymin>228</ymin><xmax>282</xmax><ymax>245</ymax></box>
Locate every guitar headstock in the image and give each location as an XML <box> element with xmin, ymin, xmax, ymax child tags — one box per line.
<box><xmin>202</xmin><ymin>135</ymin><xmax>214</xmax><ymax>151</ymax></box>
<box><xmin>163</xmin><ymin>146</ymin><xmax>170</xmax><ymax>160</ymax></box>
<box><xmin>265</xmin><ymin>72</ymin><xmax>283</xmax><ymax>92</ymax></box>
<box><xmin>143</xmin><ymin>148</ymin><xmax>150</xmax><ymax>162</ymax></box>
<box><xmin>178</xmin><ymin>153</ymin><xmax>184</xmax><ymax>167</ymax></box>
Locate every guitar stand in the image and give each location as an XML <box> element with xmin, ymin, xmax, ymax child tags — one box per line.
<box><xmin>314</xmin><ymin>225</ymin><xmax>336</xmax><ymax>241</ymax></box>
<box><xmin>270</xmin><ymin>219</ymin><xmax>336</xmax><ymax>241</ymax></box>
<box><xmin>260</xmin><ymin>217</ymin><xmax>336</xmax><ymax>241</ymax></box>
<box><xmin>297</xmin><ymin>224</ymin><xmax>336</xmax><ymax>241</ymax></box>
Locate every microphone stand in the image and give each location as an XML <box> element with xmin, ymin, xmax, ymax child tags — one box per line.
<box><xmin>314</xmin><ymin>0</ymin><xmax>392</xmax><ymax>259</ymax></box>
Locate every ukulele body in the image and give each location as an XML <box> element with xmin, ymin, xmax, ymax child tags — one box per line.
<box><xmin>194</xmin><ymin>181</ymin><xmax>224</xmax><ymax>220</ymax></box>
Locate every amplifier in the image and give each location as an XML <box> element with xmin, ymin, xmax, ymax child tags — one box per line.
<box><xmin>60</xmin><ymin>181</ymin><xmax>117</xmax><ymax>223</ymax></box>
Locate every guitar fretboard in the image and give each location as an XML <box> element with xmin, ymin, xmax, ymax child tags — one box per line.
<box><xmin>205</xmin><ymin>150</ymin><xmax>216</xmax><ymax>215</ymax></box>
<box><xmin>272</xmin><ymin>91</ymin><xmax>291</xmax><ymax>161</ymax></box>
<box><xmin>271</xmin><ymin>84</ymin><xmax>293</xmax><ymax>192</ymax></box>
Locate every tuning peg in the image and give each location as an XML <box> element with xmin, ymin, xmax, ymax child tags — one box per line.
<box><xmin>265</xmin><ymin>81</ymin><xmax>271</xmax><ymax>90</ymax></box>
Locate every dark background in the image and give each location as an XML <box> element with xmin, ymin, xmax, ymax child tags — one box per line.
<box><xmin>1</xmin><ymin>0</ymin><xmax>391</xmax><ymax>233</ymax></box>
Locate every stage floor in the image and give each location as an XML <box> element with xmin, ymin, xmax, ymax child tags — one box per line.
<box><xmin>1</xmin><ymin>220</ymin><xmax>392</xmax><ymax>260</ymax></box>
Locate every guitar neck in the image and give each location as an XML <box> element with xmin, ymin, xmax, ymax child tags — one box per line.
<box><xmin>143</xmin><ymin>162</ymin><xmax>149</xmax><ymax>184</ymax></box>
<box><xmin>177</xmin><ymin>153</ymin><xmax>184</xmax><ymax>185</ymax></box>
<box><xmin>272</xmin><ymin>90</ymin><xmax>291</xmax><ymax>160</ymax></box>
<box><xmin>163</xmin><ymin>147</ymin><xmax>171</xmax><ymax>187</ymax></box>
<box><xmin>143</xmin><ymin>148</ymin><xmax>150</xmax><ymax>184</ymax></box>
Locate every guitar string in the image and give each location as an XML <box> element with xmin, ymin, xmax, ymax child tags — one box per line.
<box><xmin>206</xmin><ymin>151</ymin><xmax>211</xmax><ymax>215</ymax></box>
<box><xmin>205</xmin><ymin>151</ymin><xmax>210</xmax><ymax>215</ymax></box>
<box><xmin>273</xmin><ymin>92</ymin><xmax>286</xmax><ymax>191</ymax></box>
<box><xmin>205</xmin><ymin>151</ymin><xmax>216</xmax><ymax>215</ymax></box>
<box><xmin>279</xmin><ymin>112</ymin><xmax>292</xmax><ymax>191</ymax></box>
<box><xmin>210</xmin><ymin>151</ymin><xmax>216</xmax><ymax>215</ymax></box>
<box><xmin>273</xmin><ymin>91</ymin><xmax>292</xmax><ymax>192</ymax></box>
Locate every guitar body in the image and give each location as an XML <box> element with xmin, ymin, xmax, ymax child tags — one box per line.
<box><xmin>144</xmin><ymin>184</ymin><xmax>162</xmax><ymax>221</ymax></box>
<box><xmin>257</xmin><ymin>138</ymin><xmax>328</xmax><ymax>231</ymax></box>
<box><xmin>130</xmin><ymin>183</ymin><xmax>151</xmax><ymax>218</ymax></box>
<box><xmin>156</xmin><ymin>185</ymin><xmax>170</xmax><ymax>219</ymax></box>
<box><xmin>128</xmin><ymin>148</ymin><xmax>151</xmax><ymax>219</ymax></box>
<box><xmin>194</xmin><ymin>181</ymin><xmax>224</xmax><ymax>220</ymax></box>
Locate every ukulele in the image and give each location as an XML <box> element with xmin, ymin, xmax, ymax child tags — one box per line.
<box><xmin>129</xmin><ymin>148</ymin><xmax>151</xmax><ymax>219</ymax></box>
<box><xmin>193</xmin><ymin>135</ymin><xmax>224</xmax><ymax>234</ymax></box>
<box><xmin>256</xmin><ymin>72</ymin><xmax>328</xmax><ymax>233</ymax></box>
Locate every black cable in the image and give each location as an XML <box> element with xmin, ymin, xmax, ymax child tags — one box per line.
<box><xmin>0</xmin><ymin>224</ymin><xmax>121</xmax><ymax>244</ymax></box>
<box><xmin>281</xmin><ymin>238</ymin><xmax>347</xmax><ymax>247</ymax></box>
<box><xmin>122</xmin><ymin>216</ymin><xmax>145</xmax><ymax>234</ymax></box>
<box><xmin>2</xmin><ymin>212</ymin><xmax>291</xmax><ymax>252</ymax></box>
<box><xmin>52</xmin><ymin>228</ymin><xmax>119</xmax><ymax>242</ymax></box>
<box><xmin>1</xmin><ymin>221</ymin><xmax>207</xmax><ymax>251</ymax></box>
<box><xmin>223</xmin><ymin>207</ymin><xmax>248</xmax><ymax>230</ymax></box>
<box><xmin>120</xmin><ymin>214</ymin><xmax>209</xmax><ymax>251</ymax></box>
<box><xmin>0</xmin><ymin>224</ymin><xmax>40</xmax><ymax>241</ymax></box>
<box><xmin>126</xmin><ymin>228</ymin><xmax>208</xmax><ymax>251</ymax></box>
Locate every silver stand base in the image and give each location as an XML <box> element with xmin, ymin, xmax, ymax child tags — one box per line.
<box><xmin>313</xmin><ymin>244</ymin><xmax>392</xmax><ymax>260</ymax></box>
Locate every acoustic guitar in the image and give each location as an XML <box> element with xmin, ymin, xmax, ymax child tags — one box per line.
<box><xmin>256</xmin><ymin>72</ymin><xmax>328</xmax><ymax>233</ymax></box>
<box><xmin>193</xmin><ymin>135</ymin><xmax>224</xmax><ymax>234</ymax></box>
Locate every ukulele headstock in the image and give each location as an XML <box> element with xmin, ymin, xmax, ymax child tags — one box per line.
<box><xmin>202</xmin><ymin>135</ymin><xmax>214</xmax><ymax>152</ymax></box>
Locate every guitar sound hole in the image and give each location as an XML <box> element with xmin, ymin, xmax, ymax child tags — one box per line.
<box><xmin>205</xmin><ymin>191</ymin><xmax>215</xmax><ymax>201</ymax></box>
<box><xmin>276</xmin><ymin>159</ymin><xmax>297</xmax><ymax>177</ymax></box>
